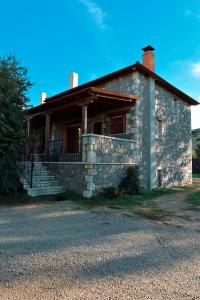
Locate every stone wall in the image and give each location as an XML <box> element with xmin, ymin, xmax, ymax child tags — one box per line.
<box><xmin>43</xmin><ymin>162</ymin><xmax>86</xmax><ymax>194</ymax></box>
<box><xmin>100</xmin><ymin>71</ymin><xmax>192</xmax><ymax>188</ymax></box>
<box><xmin>45</xmin><ymin>70</ymin><xmax>192</xmax><ymax>194</ymax></box>
<box><xmin>83</xmin><ymin>163</ymin><xmax>135</xmax><ymax>198</ymax></box>
<box><xmin>101</xmin><ymin>72</ymin><xmax>146</xmax><ymax>188</ymax></box>
<box><xmin>154</xmin><ymin>84</ymin><xmax>192</xmax><ymax>186</ymax></box>
<box><xmin>82</xmin><ymin>134</ymin><xmax>139</xmax><ymax>164</ymax></box>
<box><xmin>80</xmin><ymin>133</ymin><xmax>138</xmax><ymax>197</ymax></box>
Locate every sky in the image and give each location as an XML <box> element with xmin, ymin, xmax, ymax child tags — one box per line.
<box><xmin>0</xmin><ymin>0</ymin><xmax>200</xmax><ymax>128</ymax></box>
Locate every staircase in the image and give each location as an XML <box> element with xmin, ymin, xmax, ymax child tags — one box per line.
<box><xmin>20</xmin><ymin>162</ymin><xmax>64</xmax><ymax>197</ymax></box>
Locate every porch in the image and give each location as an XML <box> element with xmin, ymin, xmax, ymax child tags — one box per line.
<box><xmin>24</xmin><ymin>87</ymin><xmax>140</xmax><ymax>197</ymax></box>
<box><xmin>27</xmin><ymin>87</ymin><xmax>138</xmax><ymax>163</ymax></box>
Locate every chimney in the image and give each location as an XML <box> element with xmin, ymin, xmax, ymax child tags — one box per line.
<box><xmin>69</xmin><ymin>72</ymin><xmax>78</xmax><ymax>89</ymax></box>
<box><xmin>40</xmin><ymin>92</ymin><xmax>47</xmax><ymax>104</ymax></box>
<box><xmin>142</xmin><ymin>45</ymin><xmax>155</xmax><ymax>72</ymax></box>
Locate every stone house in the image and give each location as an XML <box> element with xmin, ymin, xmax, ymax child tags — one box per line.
<box><xmin>25</xmin><ymin>46</ymin><xmax>199</xmax><ymax>197</ymax></box>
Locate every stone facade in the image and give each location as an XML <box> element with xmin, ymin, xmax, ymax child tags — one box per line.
<box><xmin>81</xmin><ymin>134</ymin><xmax>137</xmax><ymax>197</ymax></box>
<box><xmin>83</xmin><ymin>163</ymin><xmax>134</xmax><ymax>198</ymax></box>
<box><xmin>38</xmin><ymin>70</ymin><xmax>192</xmax><ymax>197</ymax></box>
<box><xmin>44</xmin><ymin>162</ymin><xmax>86</xmax><ymax>194</ymax></box>
<box><xmin>82</xmin><ymin>134</ymin><xmax>138</xmax><ymax>164</ymax></box>
<box><xmin>154</xmin><ymin>84</ymin><xmax>192</xmax><ymax>186</ymax></box>
<box><xmin>100</xmin><ymin>71</ymin><xmax>192</xmax><ymax>189</ymax></box>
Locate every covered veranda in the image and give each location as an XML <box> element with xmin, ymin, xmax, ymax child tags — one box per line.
<box><xmin>26</xmin><ymin>87</ymin><xmax>138</xmax><ymax>161</ymax></box>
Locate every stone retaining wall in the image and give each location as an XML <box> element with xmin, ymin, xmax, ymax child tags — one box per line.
<box><xmin>43</xmin><ymin>162</ymin><xmax>86</xmax><ymax>194</ymax></box>
<box><xmin>82</xmin><ymin>134</ymin><xmax>139</xmax><ymax>164</ymax></box>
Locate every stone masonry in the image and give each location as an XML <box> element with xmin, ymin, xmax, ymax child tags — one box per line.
<box><xmin>33</xmin><ymin>70</ymin><xmax>192</xmax><ymax>198</ymax></box>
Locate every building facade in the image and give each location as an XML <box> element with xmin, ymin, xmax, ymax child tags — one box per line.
<box><xmin>24</xmin><ymin>46</ymin><xmax>198</xmax><ymax>197</ymax></box>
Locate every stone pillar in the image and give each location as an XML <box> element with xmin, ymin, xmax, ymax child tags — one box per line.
<box><xmin>147</xmin><ymin>77</ymin><xmax>156</xmax><ymax>190</ymax></box>
<box><xmin>45</xmin><ymin>113</ymin><xmax>51</xmax><ymax>156</ymax></box>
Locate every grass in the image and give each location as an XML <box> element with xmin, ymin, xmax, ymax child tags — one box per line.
<box><xmin>1</xmin><ymin>179</ymin><xmax>199</xmax><ymax>220</ymax></box>
<box><xmin>0</xmin><ymin>188</ymin><xmax>174</xmax><ymax>220</ymax></box>
<box><xmin>0</xmin><ymin>192</ymin><xmax>64</xmax><ymax>206</ymax></box>
<box><xmin>60</xmin><ymin>188</ymin><xmax>176</xmax><ymax>220</ymax></box>
<box><xmin>185</xmin><ymin>190</ymin><xmax>200</xmax><ymax>208</ymax></box>
<box><xmin>193</xmin><ymin>173</ymin><xmax>200</xmax><ymax>178</ymax></box>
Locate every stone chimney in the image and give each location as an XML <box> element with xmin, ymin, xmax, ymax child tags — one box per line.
<box><xmin>142</xmin><ymin>45</ymin><xmax>155</xmax><ymax>72</ymax></box>
<box><xmin>40</xmin><ymin>92</ymin><xmax>47</xmax><ymax>104</ymax></box>
<box><xmin>69</xmin><ymin>72</ymin><xmax>78</xmax><ymax>89</ymax></box>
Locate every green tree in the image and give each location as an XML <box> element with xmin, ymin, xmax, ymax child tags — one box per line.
<box><xmin>195</xmin><ymin>143</ymin><xmax>200</xmax><ymax>159</ymax></box>
<box><xmin>0</xmin><ymin>56</ymin><xmax>32</xmax><ymax>195</ymax></box>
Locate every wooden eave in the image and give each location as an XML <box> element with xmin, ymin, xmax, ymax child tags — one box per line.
<box><xmin>28</xmin><ymin>87</ymin><xmax>137</xmax><ymax>116</ymax></box>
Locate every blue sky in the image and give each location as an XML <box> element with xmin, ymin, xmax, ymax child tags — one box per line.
<box><xmin>0</xmin><ymin>0</ymin><xmax>200</xmax><ymax>128</ymax></box>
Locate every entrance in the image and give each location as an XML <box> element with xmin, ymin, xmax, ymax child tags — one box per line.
<box><xmin>66</xmin><ymin>125</ymin><xmax>81</xmax><ymax>153</ymax></box>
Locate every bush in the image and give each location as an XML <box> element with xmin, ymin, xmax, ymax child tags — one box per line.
<box><xmin>119</xmin><ymin>166</ymin><xmax>141</xmax><ymax>195</ymax></box>
<box><xmin>102</xmin><ymin>187</ymin><xmax>119</xmax><ymax>199</ymax></box>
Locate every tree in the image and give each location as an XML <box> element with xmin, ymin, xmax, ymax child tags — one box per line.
<box><xmin>0</xmin><ymin>56</ymin><xmax>32</xmax><ymax>195</ymax></box>
<box><xmin>195</xmin><ymin>143</ymin><xmax>200</xmax><ymax>159</ymax></box>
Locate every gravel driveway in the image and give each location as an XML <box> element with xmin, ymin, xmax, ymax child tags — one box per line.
<box><xmin>0</xmin><ymin>200</ymin><xmax>199</xmax><ymax>300</ymax></box>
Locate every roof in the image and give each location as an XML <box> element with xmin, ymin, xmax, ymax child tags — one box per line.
<box><xmin>45</xmin><ymin>62</ymin><xmax>198</xmax><ymax>106</ymax></box>
<box><xmin>28</xmin><ymin>87</ymin><xmax>138</xmax><ymax>115</ymax></box>
<box><xmin>29</xmin><ymin>61</ymin><xmax>199</xmax><ymax>115</ymax></box>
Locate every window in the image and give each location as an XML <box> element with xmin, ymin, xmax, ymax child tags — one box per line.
<box><xmin>157</xmin><ymin>118</ymin><xmax>163</xmax><ymax>139</ymax></box>
<box><xmin>157</xmin><ymin>169</ymin><xmax>162</xmax><ymax>187</ymax></box>
<box><xmin>174</xmin><ymin>98</ymin><xmax>178</xmax><ymax>115</ymax></box>
<box><xmin>111</xmin><ymin>115</ymin><xmax>126</xmax><ymax>134</ymax></box>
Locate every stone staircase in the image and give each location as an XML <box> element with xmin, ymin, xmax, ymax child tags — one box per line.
<box><xmin>20</xmin><ymin>162</ymin><xmax>64</xmax><ymax>197</ymax></box>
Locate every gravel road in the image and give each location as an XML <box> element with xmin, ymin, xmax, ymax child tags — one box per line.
<box><xmin>0</xmin><ymin>200</ymin><xmax>199</xmax><ymax>300</ymax></box>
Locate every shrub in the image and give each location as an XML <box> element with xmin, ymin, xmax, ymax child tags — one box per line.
<box><xmin>102</xmin><ymin>187</ymin><xmax>119</xmax><ymax>199</ymax></box>
<box><xmin>119</xmin><ymin>166</ymin><xmax>141</xmax><ymax>195</ymax></box>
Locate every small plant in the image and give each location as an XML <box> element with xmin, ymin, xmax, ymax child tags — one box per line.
<box><xmin>55</xmin><ymin>193</ymin><xmax>67</xmax><ymax>201</ymax></box>
<box><xmin>119</xmin><ymin>166</ymin><xmax>141</xmax><ymax>195</ymax></box>
<box><xmin>102</xmin><ymin>187</ymin><xmax>119</xmax><ymax>199</ymax></box>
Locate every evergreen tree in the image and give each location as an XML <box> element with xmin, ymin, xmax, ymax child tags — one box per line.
<box><xmin>0</xmin><ymin>56</ymin><xmax>32</xmax><ymax>195</ymax></box>
<box><xmin>195</xmin><ymin>143</ymin><xmax>200</xmax><ymax>159</ymax></box>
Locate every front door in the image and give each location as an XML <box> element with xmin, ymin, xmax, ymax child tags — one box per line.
<box><xmin>66</xmin><ymin>125</ymin><xmax>81</xmax><ymax>153</ymax></box>
<box><xmin>93</xmin><ymin>121</ymin><xmax>102</xmax><ymax>135</ymax></box>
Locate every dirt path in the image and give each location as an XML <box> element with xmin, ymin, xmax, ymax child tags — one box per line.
<box><xmin>153</xmin><ymin>180</ymin><xmax>200</xmax><ymax>231</ymax></box>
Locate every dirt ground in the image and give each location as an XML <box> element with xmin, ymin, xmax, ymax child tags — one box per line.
<box><xmin>153</xmin><ymin>179</ymin><xmax>200</xmax><ymax>231</ymax></box>
<box><xmin>0</xmin><ymin>186</ymin><xmax>199</xmax><ymax>300</ymax></box>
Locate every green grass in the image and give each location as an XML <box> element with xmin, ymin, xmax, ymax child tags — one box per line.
<box><xmin>0</xmin><ymin>192</ymin><xmax>63</xmax><ymax>206</ymax></box>
<box><xmin>185</xmin><ymin>190</ymin><xmax>200</xmax><ymax>208</ymax></box>
<box><xmin>60</xmin><ymin>188</ymin><xmax>176</xmax><ymax>220</ymax></box>
<box><xmin>1</xmin><ymin>182</ymin><xmax>199</xmax><ymax>221</ymax></box>
<box><xmin>193</xmin><ymin>173</ymin><xmax>200</xmax><ymax>178</ymax></box>
<box><xmin>0</xmin><ymin>188</ymin><xmax>177</xmax><ymax>220</ymax></box>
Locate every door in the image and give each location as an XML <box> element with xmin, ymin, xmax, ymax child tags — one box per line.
<box><xmin>66</xmin><ymin>125</ymin><xmax>81</xmax><ymax>153</ymax></box>
<box><xmin>93</xmin><ymin>121</ymin><xmax>102</xmax><ymax>135</ymax></box>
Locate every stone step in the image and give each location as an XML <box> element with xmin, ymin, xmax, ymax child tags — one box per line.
<box><xmin>21</xmin><ymin>165</ymin><xmax>48</xmax><ymax>171</ymax></box>
<box><xmin>24</xmin><ymin>180</ymin><xmax>60</xmax><ymax>188</ymax></box>
<box><xmin>32</xmin><ymin>175</ymin><xmax>56</xmax><ymax>181</ymax></box>
<box><xmin>21</xmin><ymin>175</ymin><xmax>56</xmax><ymax>182</ymax></box>
<box><xmin>28</xmin><ymin>186</ymin><xmax>64</xmax><ymax>197</ymax></box>
<box><xmin>32</xmin><ymin>171</ymin><xmax>52</xmax><ymax>176</ymax></box>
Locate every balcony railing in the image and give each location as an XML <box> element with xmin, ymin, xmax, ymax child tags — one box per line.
<box><xmin>25</xmin><ymin>133</ymin><xmax>135</xmax><ymax>162</ymax></box>
<box><xmin>48</xmin><ymin>138</ymin><xmax>82</xmax><ymax>162</ymax></box>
